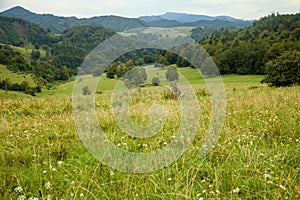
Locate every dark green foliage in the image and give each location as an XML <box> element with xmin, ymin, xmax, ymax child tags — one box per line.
<box><xmin>0</xmin><ymin>16</ymin><xmax>116</xmax><ymax>85</ymax></box>
<box><xmin>262</xmin><ymin>50</ymin><xmax>300</xmax><ymax>86</ymax></box>
<box><xmin>165</xmin><ymin>68</ymin><xmax>179</xmax><ymax>82</ymax></box>
<box><xmin>0</xmin><ymin>16</ymin><xmax>52</xmax><ymax>48</ymax></box>
<box><xmin>191</xmin><ymin>26</ymin><xmax>217</xmax><ymax>41</ymax></box>
<box><xmin>121</xmin><ymin>67</ymin><xmax>147</xmax><ymax>88</ymax></box>
<box><xmin>0</xmin><ymin>79</ymin><xmax>41</xmax><ymax>96</ymax></box>
<box><xmin>0</xmin><ymin>6</ymin><xmax>147</xmax><ymax>33</ymax></box>
<box><xmin>31</xmin><ymin>50</ymin><xmax>40</xmax><ymax>60</ymax></box>
<box><xmin>200</xmin><ymin>13</ymin><xmax>300</xmax><ymax>75</ymax></box>
<box><xmin>151</xmin><ymin>77</ymin><xmax>161</xmax><ymax>86</ymax></box>
<box><xmin>82</xmin><ymin>86</ymin><xmax>91</xmax><ymax>95</ymax></box>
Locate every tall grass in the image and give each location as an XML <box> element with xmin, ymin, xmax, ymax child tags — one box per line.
<box><xmin>0</xmin><ymin>78</ymin><xmax>299</xmax><ymax>199</ymax></box>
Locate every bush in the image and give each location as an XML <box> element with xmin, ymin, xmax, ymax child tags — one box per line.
<box><xmin>262</xmin><ymin>50</ymin><xmax>300</xmax><ymax>87</ymax></box>
<box><xmin>82</xmin><ymin>86</ymin><xmax>91</xmax><ymax>95</ymax></box>
<box><xmin>151</xmin><ymin>77</ymin><xmax>160</xmax><ymax>86</ymax></box>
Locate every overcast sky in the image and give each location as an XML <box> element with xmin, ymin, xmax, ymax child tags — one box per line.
<box><xmin>0</xmin><ymin>0</ymin><xmax>299</xmax><ymax>20</ymax></box>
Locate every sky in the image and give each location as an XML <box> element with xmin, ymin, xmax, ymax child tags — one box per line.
<box><xmin>0</xmin><ymin>0</ymin><xmax>299</xmax><ymax>20</ymax></box>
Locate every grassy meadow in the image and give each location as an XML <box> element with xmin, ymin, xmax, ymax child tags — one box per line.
<box><xmin>0</xmin><ymin>68</ymin><xmax>300</xmax><ymax>199</ymax></box>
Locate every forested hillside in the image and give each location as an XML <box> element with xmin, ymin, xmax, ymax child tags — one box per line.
<box><xmin>200</xmin><ymin>13</ymin><xmax>300</xmax><ymax>75</ymax></box>
<box><xmin>0</xmin><ymin>16</ymin><xmax>53</xmax><ymax>48</ymax></box>
<box><xmin>0</xmin><ymin>6</ymin><xmax>251</xmax><ymax>36</ymax></box>
<box><xmin>0</xmin><ymin>6</ymin><xmax>148</xmax><ymax>33</ymax></box>
<box><xmin>0</xmin><ymin>16</ymin><xmax>116</xmax><ymax>89</ymax></box>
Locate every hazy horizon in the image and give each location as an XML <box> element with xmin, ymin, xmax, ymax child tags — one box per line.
<box><xmin>0</xmin><ymin>0</ymin><xmax>299</xmax><ymax>20</ymax></box>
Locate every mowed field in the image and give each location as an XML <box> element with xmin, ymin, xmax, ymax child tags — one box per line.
<box><xmin>1</xmin><ymin>67</ymin><xmax>299</xmax><ymax>199</ymax></box>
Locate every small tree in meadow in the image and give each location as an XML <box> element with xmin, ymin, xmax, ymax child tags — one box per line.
<box><xmin>82</xmin><ymin>86</ymin><xmax>91</xmax><ymax>95</ymax></box>
<box><xmin>152</xmin><ymin>77</ymin><xmax>161</xmax><ymax>86</ymax></box>
<box><xmin>165</xmin><ymin>67</ymin><xmax>179</xmax><ymax>82</ymax></box>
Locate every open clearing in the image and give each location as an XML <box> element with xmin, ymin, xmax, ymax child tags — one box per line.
<box><xmin>1</xmin><ymin>71</ymin><xmax>299</xmax><ymax>199</ymax></box>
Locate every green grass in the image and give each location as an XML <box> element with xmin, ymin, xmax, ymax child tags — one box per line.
<box><xmin>1</xmin><ymin>70</ymin><xmax>299</xmax><ymax>199</ymax></box>
<box><xmin>168</xmin><ymin>26</ymin><xmax>195</xmax><ymax>36</ymax></box>
<box><xmin>0</xmin><ymin>64</ymin><xmax>36</xmax><ymax>86</ymax></box>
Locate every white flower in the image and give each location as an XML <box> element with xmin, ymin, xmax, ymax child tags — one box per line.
<box><xmin>202</xmin><ymin>190</ymin><xmax>207</xmax><ymax>193</ymax></box>
<box><xmin>216</xmin><ymin>190</ymin><xmax>220</xmax><ymax>194</ymax></box>
<box><xmin>279</xmin><ymin>185</ymin><xmax>286</xmax><ymax>190</ymax></box>
<box><xmin>46</xmin><ymin>195</ymin><xmax>51</xmax><ymax>200</ymax></box>
<box><xmin>80</xmin><ymin>193</ymin><xmax>84</xmax><ymax>197</ymax></box>
<box><xmin>58</xmin><ymin>161</ymin><xmax>63</xmax><ymax>165</ymax></box>
<box><xmin>233</xmin><ymin>187</ymin><xmax>240</xmax><ymax>193</ymax></box>
<box><xmin>45</xmin><ymin>181</ymin><xmax>52</xmax><ymax>189</ymax></box>
<box><xmin>14</xmin><ymin>186</ymin><xmax>23</xmax><ymax>193</ymax></box>
<box><xmin>264</xmin><ymin>174</ymin><xmax>272</xmax><ymax>178</ymax></box>
<box><xmin>71</xmin><ymin>181</ymin><xmax>75</xmax><ymax>184</ymax></box>
<box><xmin>199</xmin><ymin>198</ymin><xmax>204</xmax><ymax>200</ymax></box>
<box><xmin>42</xmin><ymin>170</ymin><xmax>47</xmax><ymax>174</ymax></box>
<box><xmin>28</xmin><ymin>197</ymin><xmax>39</xmax><ymax>200</ymax></box>
<box><xmin>17</xmin><ymin>195</ymin><xmax>26</xmax><ymax>200</ymax></box>
<box><xmin>167</xmin><ymin>177</ymin><xmax>172</xmax><ymax>181</ymax></box>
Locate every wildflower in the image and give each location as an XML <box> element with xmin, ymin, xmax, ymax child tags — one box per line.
<box><xmin>28</xmin><ymin>197</ymin><xmax>39</xmax><ymax>200</ymax></box>
<box><xmin>80</xmin><ymin>193</ymin><xmax>84</xmax><ymax>197</ymax></box>
<box><xmin>279</xmin><ymin>185</ymin><xmax>286</xmax><ymax>190</ymax></box>
<box><xmin>216</xmin><ymin>190</ymin><xmax>220</xmax><ymax>194</ymax></box>
<box><xmin>46</xmin><ymin>195</ymin><xmax>51</xmax><ymax>200</ymax></box>
<box><xmin>71</xmin><ymin>181</ymin><xmax>75</xmax><ymax>184</ymax></box>
<box><xmin>232</xmin><ymin>187</ymin><xmax>240</xmax><ymax>194</ymax></box>
<box><xmin>45</xmin><ymin>181</ymin><xmax>52</xmax><ymax>189</ymax></box>
<box><xmin>168</xmin><ymin>177</ymin><xmax>172</xmax><ymax>181</ymax></box>
<box><xmin>202</xmin><ymin>190</ymin><xmax>207</xmax><ymax>193</ymax></box>
<box><xmin>201</xmin><ymin>179</ymin><xmax>206</xmax><ymax>183</ymax></box>
<box><xmin>43</xmin><ymin>170</ymin><xmax>47</xmax><ymax>174</ymax></box>
<box><xmin>199</xmin><ymin>198</ymin><xmax>204</xmax><ymax>200</ymax></box>
<box><xmin>197</xmin><ymin>193</ymin><xmax>201</xmax><ymax>197</ymax></box>
<box><xmin>163</xmin><ymin>141</ymin><xmax>167</xmax><ymax>145</ymax></box>
<box><xmin>17</xmin><ymin>195</ymin><xmax>26</xmax><ymax>200</ymax></box>
<box><xmin>264</xmin><ymin>174</ymin><xmax>272</xmax><ymax>178</ymax></box>
<box><xmin>57</xmin><ymin>161</ymin><xmax>63</xmax><ymax>165</ymax></box>
<box><xmin>14</xmin><ymin>186</ymin><xmax>23</xmax><ymax>193</ymax></box>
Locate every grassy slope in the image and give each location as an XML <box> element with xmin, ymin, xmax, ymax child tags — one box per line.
<box><xmin>1</xmin><ymin>75</ymin><xmax>299</xmax><ymax>199</ymax></box>
<box><xmin>53</xmin><ymin>66</ymin><xmax>265</xmax><ymax>96</ymax></box>
<box><xmin>0</xmin><ymin>64</ymin><xmax>36</xmax><ymax>86</ymax></box>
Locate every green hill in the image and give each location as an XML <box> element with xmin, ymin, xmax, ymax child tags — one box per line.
<box><xmin>0</xmin><ymin>6</ymin><xmax>147</xmax><ymax>33</ymax></box>
<box><xmin>0</xmin><ymin>16</ymin><xmax>52</xmax><ymax>48</ymax></box>
<box><xmin>200</xmin><ymin>13</ymin><xmax>300</xmax><ymax>75</ymax></box>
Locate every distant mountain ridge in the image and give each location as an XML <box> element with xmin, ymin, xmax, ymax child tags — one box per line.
<box><xmin>0</xmin><ymin>6</ymin><xmax>147</xmax><ymax>33</ymax></box>
<box><xmin>139</xmin><ymin>12</ymin><xmax>243</xmax><ymax>23</ymax></box>
<box><xmin>0</xmin><ymin>6</ymin><xmax>252</xmax><ymax>33</ymax></box>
